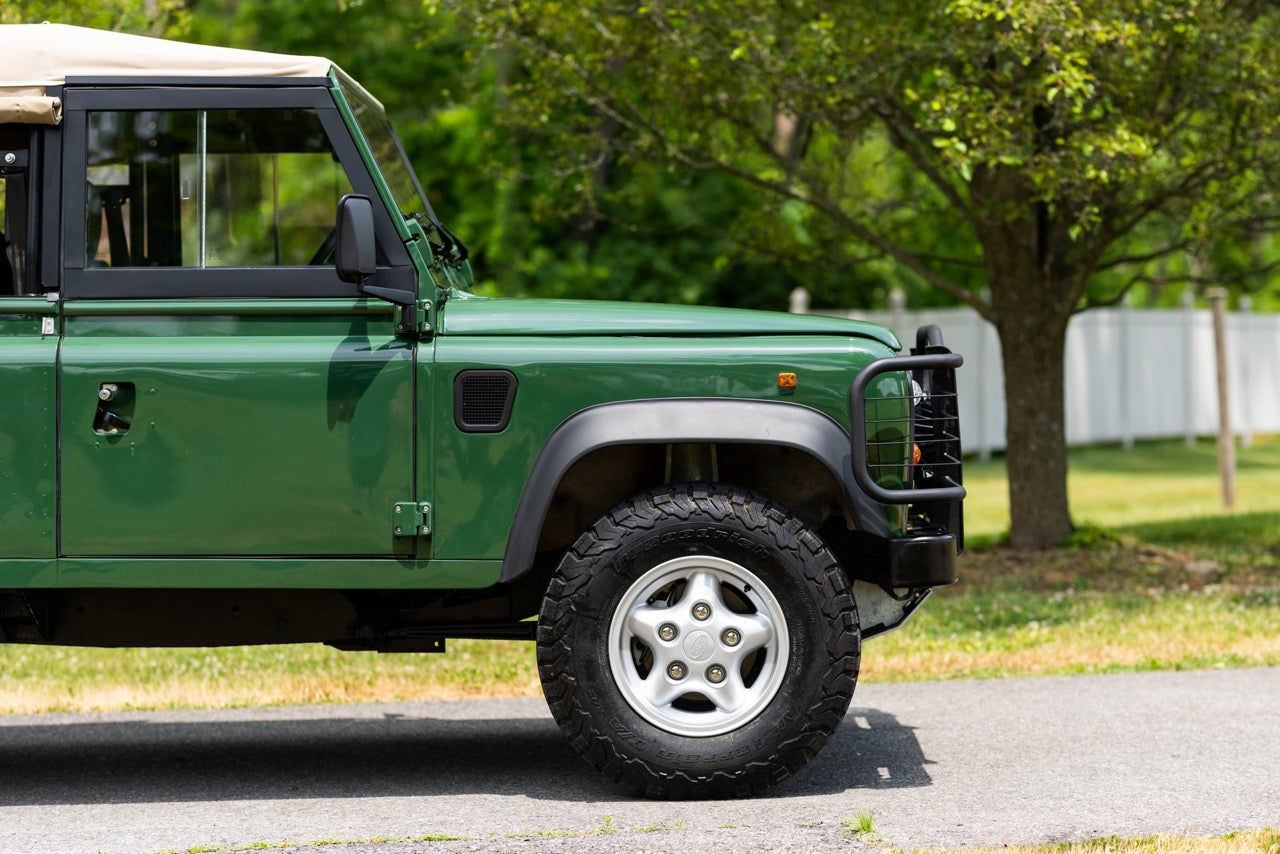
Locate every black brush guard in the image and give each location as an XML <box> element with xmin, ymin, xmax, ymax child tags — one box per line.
<box><xmin>849</xmin><ymin>324</ymin><xmax>965</xmax><ymax>587</ymax></box>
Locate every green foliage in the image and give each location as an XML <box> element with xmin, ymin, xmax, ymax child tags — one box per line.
<box><xmin>1</xmin><ymin>0</ymin><xmax>187</xmax><ymax>34</ymax></box>
<box><xmin>463</xmin><ymin>0</ymin><xmax>1280</xmax><ymax>308</ymax></box>
<box><xmin>459</xmin><ymin>0</ymin><xmax>1280</xmax><ymax>548</ymax></box>
<box><xmin>184</xmin><ymin>0</ymin><xmax>889</xmax><ymax>308</ymax></box>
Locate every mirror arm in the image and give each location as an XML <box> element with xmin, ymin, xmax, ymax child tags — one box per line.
<box><xmin>356</xmin><ymin>279</ymin><xmax>420</xmax><ymax>335</ymax></box>
<box><xmin>358</xmin><ymin>282</ymin><xmax>414</xmax><ymax>307</ymax></box>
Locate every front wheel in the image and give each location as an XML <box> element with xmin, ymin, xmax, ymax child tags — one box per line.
<box><xmin>537</xmin><ymin>484</ymin><xmax>860</xmax><ymax>798</ymax></box>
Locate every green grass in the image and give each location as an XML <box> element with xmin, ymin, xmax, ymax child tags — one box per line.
<box><xmin>964</xmin><ymin>435</ymin><xmax>1280</xmax><ymax>541</ymax></box>
<box><xmin>865</xmin><ymin>436</ymin><xmax>1280</xmax><ymax>682</ymax></box>
<box><xmin>2</xmin><ymin>438</ymin><xmax>1277</xmax><ymax>712</ymax></box>
<box><xmin>841</xmin><ymin>811</ymin><xmax>880</xmax><ymax>842</ymax></box>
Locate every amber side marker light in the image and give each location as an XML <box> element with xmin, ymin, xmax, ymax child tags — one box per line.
<box><xmin>913</xmin><ymin>443</ymin><xmax>922</xmax><ymax>465</ymax></box>
<box><xmin>777</xmin><ymin>372</ymin><xmax>797</xmax><ymax>389</ymax></box>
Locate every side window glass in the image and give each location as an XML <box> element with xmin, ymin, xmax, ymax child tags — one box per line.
<box><xmin>0</xmin><ymin>127</ymin><xmax>32</xmax><ymax>296</ymax></box>
<box><xmin>85</xmin><ymin>109</ymin><xmax>353</xmax><ymax>268</ymax></box>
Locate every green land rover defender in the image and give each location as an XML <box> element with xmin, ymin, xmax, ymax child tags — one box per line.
<box><xmin>0</xmin><ymin>24</ymin><xmax>965</xmax><ymax>797</ymax></box>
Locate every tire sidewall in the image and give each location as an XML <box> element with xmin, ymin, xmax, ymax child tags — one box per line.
<box><xmin>549</xmin><ymin>490</ymin><xmax>855</xmax><ymax>778</ymax></box>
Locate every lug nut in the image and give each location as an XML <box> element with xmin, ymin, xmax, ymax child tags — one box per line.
<box><xmin>692</xmin><ymin>602</ymin><xmax>711</xmax><ymax>621</ymax></box>
<box><xmin>722</xmin><ymin>628</ymin><xmax>741</xmax><ymax>647</ymax></box>
<box><xmin>658</xmin><ymin>623</ymin><xmax>677</xmax><ymax>642</ymax></box>
<box><xmin>706</xmin><ymin>664</ymin><xmax>726</xmax><ymax>684</ymax></box>
<box><xmin>667</xmin><ymin>661</ymin><xmax>687</xmax><ymax>680</ymax></box>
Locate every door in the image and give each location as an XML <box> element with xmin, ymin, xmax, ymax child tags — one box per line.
<box><xmin>57</xmin><ymin>86</ymin><xmax>419</xmax><ymax>561</ymax></box>
<box><xmin>0</xmin><ymin>124</ymin><xmax>57</xmax><ymax>576</ymax></box>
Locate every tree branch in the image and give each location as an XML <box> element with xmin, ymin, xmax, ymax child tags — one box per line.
<box><xmin>1094</xmin><ymin>239</ymin><xmax>1194</xmax><ymax>272</ymax></box>
<box><xmin>528</xmin><ymin>43</ymin><xmax>993</xmax><ymax>319</ymax></box>
<box><xmin>1121</xmin><ymin>256</ymin><xmax>1280</xmax><ymax>290</ymax></box>
<box><xmin>872</xmin><ymin>96</ymin><xmax>977</xmax><ymax>228</ymax></box>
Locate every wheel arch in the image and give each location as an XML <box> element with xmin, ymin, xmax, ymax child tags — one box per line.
<box><xmin>499</xmin><ymin>398</ymin><xmax>890</xmax><ymax>584</ymax></box>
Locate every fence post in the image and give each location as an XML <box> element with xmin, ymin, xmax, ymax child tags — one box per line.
<box><xmin>1238</xmin><ymin>295</ymin><xmax>1254</xmax><ymax>449</ymax></box>
<box><xmin>974</xmin><ymin>312</ymin><xmax>992</xmax><ymax>460</ymax></box>
<box><xmin>788</xmin><ymin>286</ymin><xmax>811</xmax><ymax>315</ymax></box>
<box><xmin>1181</xmin><ymin>287</ymin><xmax>1197</xmax><ymax>446</ymax></box>
<box><xmin>1208</xmin><ymin>288</ymin><xmax>1236</xmax><ymax>509</ymax></box>
<box><xmin>889</xmin><ymin>288</ymin><xmax>907</xmax><ymax>340</ymax></box>
<box><xmin>1120</xmin><ymin>291</ymin><xmax>1133</xmax><ymax>449</ymax></box>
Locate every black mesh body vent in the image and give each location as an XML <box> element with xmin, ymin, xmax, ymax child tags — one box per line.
<box><xmin>454</xmin><ymin>370</ymin><xmax>518</xmax><ymax>433</ymax></box>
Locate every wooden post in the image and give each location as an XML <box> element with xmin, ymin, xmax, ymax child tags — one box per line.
<box><xmin>1208</xmin><ymin>288</ymin><xmax>1236</xmax><ymax>509</ymax></box>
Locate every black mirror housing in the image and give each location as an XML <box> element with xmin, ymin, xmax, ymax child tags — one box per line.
<box><xmin>335</xmin><ymin>194</ymin><xmax>376</xmax><ymax>284</ymax></box>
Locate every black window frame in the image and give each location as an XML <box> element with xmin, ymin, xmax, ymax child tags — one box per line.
<box><xmin>0</xmin><ymin>122</ymin><xmax>43</xmax><ymax>297</ymax></box>
<box><xmin>42</xmin><ymin>91</ymin><xmax>64</xmax><ymax>295</ymax></box>
<box><xmin>61</xmin><ymin>81</ymin><xmax>413</xmax><ymax>301</ymax></box>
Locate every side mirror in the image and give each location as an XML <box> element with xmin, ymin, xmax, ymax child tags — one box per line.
<box><xmin>335</xmin><ymin>194</ymin><xmax>376</xmax><ymax>284</ymax></box>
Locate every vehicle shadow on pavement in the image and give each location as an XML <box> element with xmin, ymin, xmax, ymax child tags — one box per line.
<box><xmin>778</xmin><ymin>706</ymin><xmax>933</xmax><ymax>794</ymax></box>
<box><xmin>0</xmin><ymin>705</ymin><xmax>931</xmax><ymax>806</ymax></box>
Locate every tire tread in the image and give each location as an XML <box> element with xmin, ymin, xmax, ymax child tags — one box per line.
<box><xmin>537</xmin><ymin>484</ymin><xmax>860</xmax><ymax>799</ymax></box>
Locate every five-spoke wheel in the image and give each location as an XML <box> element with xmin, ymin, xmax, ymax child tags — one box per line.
<box><xmin>537</xmin><ymin>484</ymin><xmax>860</xmax><ymax>798</ymax></box>
<box><xmin>608</xmin><ymin>556</ymin><xmax>788</xmax><ymax>737</ymax></box>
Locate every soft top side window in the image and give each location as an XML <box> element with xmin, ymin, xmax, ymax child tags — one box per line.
<box><xmin>85</xmin><ymin>108</ymin><xmax>367</xmax><ymax>270</ymax></box>
<box><xmin>61</xmin><ymin>85</ymin><xmax>413</xmax><ymax>301</ymax></box>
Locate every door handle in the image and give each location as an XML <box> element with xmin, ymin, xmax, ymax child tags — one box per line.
<box><xmin>97</xmin><ymin>410</ymin><xmax>132</xmax><ymax>433</ymax></box>
<box><xmin>93</xmin><ymin>382</ymin><xmax>135</xmax><ymax>435</ymax></box>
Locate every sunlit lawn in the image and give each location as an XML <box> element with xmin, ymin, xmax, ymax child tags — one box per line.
<box><xmin>866</xmin><ymin>436</ymin><xmax>1280</xmax><ymax>683</ymax></box>
<box><xmin>963</xmin><ymin>435</ymin><xmax>1280</xmax><ymax>541</ymax></box>
<box><xmin>1</xmin><ymin>438</ymin><xmax>1277</xmax><ymax>713</ymax></box>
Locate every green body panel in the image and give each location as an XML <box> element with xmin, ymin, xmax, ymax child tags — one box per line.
<box><xmin>0</xmin><ymin>560</ymin><xmax>57</xmax><ymax>587</ymax></box>
<box><xmin>58</xmin><ymin>300</ymin><xmax>417</xmax><ymax>559</ymax></box>
<box><xmin>0</xmin><ymin>299</ymin><xmax>57</xmax><ymax>561</ymax></box>
<box><xmin>440</xmin><ymin>294</ymin><xmax>901</xmax><ymax>347</ymax></box>
<box><xmin>428</xmin><ymin>311</ymin><xmax>896</xmax><ymax>560</ymax></box>
<box><xmin>0</xmin><ymin>292</ymin><xmax>906</xmax><ymax>587</ymax></box>
<box><xmin>56</xmin><ymin>557</ymin><xmax>500</xmax><ymax>589</ymax></box>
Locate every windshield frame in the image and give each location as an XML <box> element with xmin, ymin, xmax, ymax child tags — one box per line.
<box><xmin>332</xmin><ymin>69</ymin><xmax>434</xmax><ymax>223</ymax></box>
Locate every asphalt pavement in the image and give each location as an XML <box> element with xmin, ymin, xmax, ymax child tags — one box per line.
<box><xmin>0</xmin><ymin>667</ymin><xmax>1276</xmax><ymax>853</ymax></box>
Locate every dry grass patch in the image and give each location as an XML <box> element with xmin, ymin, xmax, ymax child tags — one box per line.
<box><xmin>933</xmin><ymin>827</ymin><xmax>1280</xmax><ymax>854</ymax></box>
<box><xmin>864</xmin><ymin>528</ymin><xmax>1280</xmax><ymax>683</ymax></box>
<box><xmin>866</xmin><ymin>595</ymin><xmax>1280</xmax><ymax>682</ymax></box>
<box><xmin>0</xmin><ymin>640</ymin><xmax>541</xmax><ymax>715</ymax></box>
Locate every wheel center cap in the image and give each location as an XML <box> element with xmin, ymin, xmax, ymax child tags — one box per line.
<box><xmin>683</xmin><ymin>630</ymin><xmax>714</xmax><ymax>662</ymax></box>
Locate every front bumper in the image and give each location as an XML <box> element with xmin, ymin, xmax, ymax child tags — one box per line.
<box><xmin>889</xmin><ymin>533</ymin><xmax>958</xmax><ymax>587</ymax></box>
<box><xmin>850</xmin><ymin>324</ymin><xmax>966</xmax><ymax>580</ymax></box>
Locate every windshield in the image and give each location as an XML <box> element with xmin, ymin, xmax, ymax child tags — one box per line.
<box><xmin>337</xmin><ymin>74</ymin><xmax>431</xmax><ymax>219</ymax></box>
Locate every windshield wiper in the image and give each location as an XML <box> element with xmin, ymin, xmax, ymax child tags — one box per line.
<box><xmin>410</xmin><ymin>212</ymin><xmax>469</xmax><ymax>266</ymax></box>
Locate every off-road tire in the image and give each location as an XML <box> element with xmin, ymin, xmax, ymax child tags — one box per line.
<box><xmin>537</xmin><ymin>483</ymin><xmax>860</xmax><ymax>798</ymax></box>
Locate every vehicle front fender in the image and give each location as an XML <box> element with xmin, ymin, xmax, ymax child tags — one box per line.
<box><xmin>499</xmin><ymin>397</ymin><xmax>890</xmax><ymax>583</ymax></box>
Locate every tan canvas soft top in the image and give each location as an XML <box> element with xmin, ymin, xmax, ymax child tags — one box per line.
<box><xmin>0</xmin><ymin>23</ymin><xmax>338</xmax><ymax>125</ymax></box>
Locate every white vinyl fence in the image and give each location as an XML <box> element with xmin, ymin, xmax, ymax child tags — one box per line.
<box><xmin>793</xmin><ymin>290</ymin><xmax>1280</xmax><ymax>458</ymax></box>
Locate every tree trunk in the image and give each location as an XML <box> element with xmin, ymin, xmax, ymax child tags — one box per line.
<box><xmin>995</xmin><ymin>306</ymin><xmax>1073</xmax><ymax>549</ymax></box>
<box><xmin>973</xmin><ymin>165</ymin><xmax>1076</xmax><ymax>549</ymax></box>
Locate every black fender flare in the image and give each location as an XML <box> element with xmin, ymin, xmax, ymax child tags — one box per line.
<box><xmin>499</xmin><ymin>397</ymin><xmax>890</xmax><ymax>583</ymax></box>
